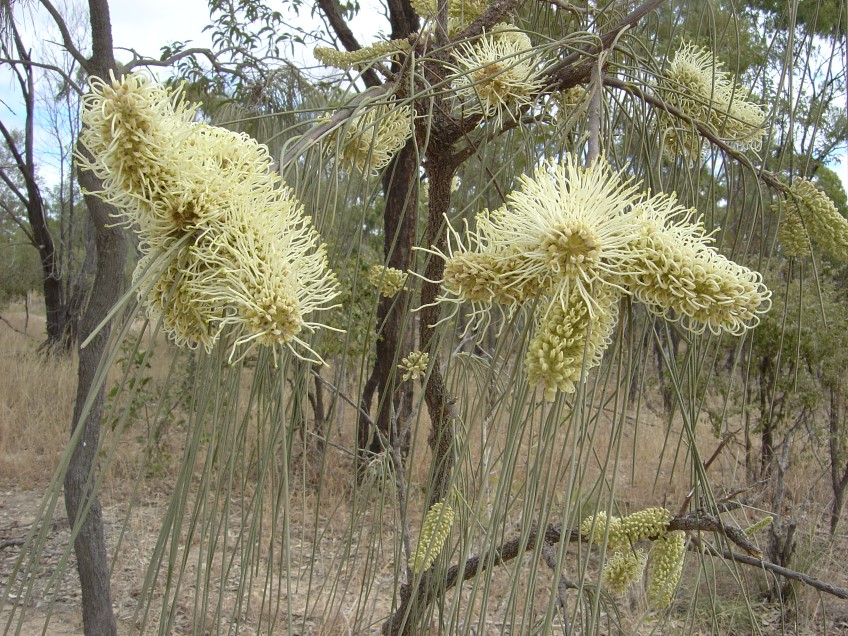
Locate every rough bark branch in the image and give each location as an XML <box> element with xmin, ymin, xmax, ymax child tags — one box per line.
<box><xmin>39</xmin><ymin>0</ymin><xmax>91</xmax><ymax>72</ymax></box>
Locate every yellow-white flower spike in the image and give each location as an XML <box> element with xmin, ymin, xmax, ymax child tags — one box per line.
<box><xmin>525</xmin><ymin>285</ymin><xmax>619</xmax><ymax>401</ymax></box>
<box><xmin>620</xmin><ymin>507</ymin><xmax>673</xmax><ymax>542</ymax></box>
<box><xmin>330</xmin><ymin>96</ymin><xmax>414</xmax><ymax>176</ymax></box>
<box><xmin>314</xmin><ymin>39</ymin><xmax>410</xmax><ymax>71</ymax></box>
<box><xmin>399</xmin><ymin>351</ymin><xmax>430</xmax><ymax>381</ymax></box>
<box><xmin>647</xmin><ymin>530</ymin><xmax>686</xmax><ymax>608</ymax></box>
<box><xmin>782</xmin><ymin>178</ymin><xmax>848</xmax><ymax>263</ymax></box>
<box><xmin>659</xmin><ymin>43</ymin><xmax>766</xmax><ymax>156</ymax></box>
<box><xmin>603</xmin><ymin>549</ymin><xmax>648</xmax><ymax>595</ymax></box>
<box><xmin>410</xmin><ymin>0</ymin><xmax>490</xmax><ymax>34</ymax></box>
<box><xmin>409</xmin><ymin>501</ymin><xmax>455</xmax><ymax>574</ymax></box>
<box><xmin>449</xmin><ymin>26</ymin><xmax>543</xmax><ymax>127</ymax></box>
<box><xmin>581</xmin><ymin>512</ymin><xmax>627</xmax><ymax>551</ymax></box>
<box><xmin>777</xmin><ymin>208</ymin><xmax>811</xmax><ymax>258</ymax></box>
<box><xmin>744</xmin><ymin>515</ymin><xmax>773</xmax><ymax>537</ymax></box>
<box><xmin>368</xmin><ymin>265</ymin><xmax>408</xmax><ymax>298</ymax></box>
<box><xmin>134</xmin><ymin>244</ymin><xmax>221</xmax><ymax>352</ymax></box>
<box><xmin>480</xmin><ymin>157</ymin><xmax>641</xmax><ymax>312</ymax></box>
<box><xmin>625</xmin><ymin>192</ymin><xmax>771</xmax><ymax>336</ymax></box>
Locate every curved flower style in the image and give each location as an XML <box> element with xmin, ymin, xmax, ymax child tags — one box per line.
<box><xmin>449</xmin><ymin>26</ymin><xmax>544</xmax><ymax>126</ymax></box>
<box><xmin>778</xmin><ymin>177</ymin><xmax>848</xmax><ymax>263</ymax></box>
<box><xmin>658</xmin><ymin>43</ymin><xmax>766</xmax><ymax>161</ymax></box>
<box><xmin>79</xmin><ymin>72</ymin><xmax>340</xmax><ymax>359</ymax></box>
<box><xmin>478</xmin><ymin>157</ymin><xmax>640</xmax><ymax>311</ymax></box>
<box><xmin>329</xmin><ymin>96</ymin><xmax>414</xmax><ymax>176</ymax></box>
<box><xmin>603</xmin><ymin>549</ymin><xmax>648</xmax><ymax>595</ymax></box>
<box><xmin>430</xmin><ymin>155</ymin><xmax>770</xmax><ymax>399</ymax></box>
<box><xmin>624</xmin><ymin>193</ymin><xmax>772</xmax><ymax>336</ymax></box>
<box><xmin>399</xmin><ymin>351</ymin><xmax>430</xmax><ymax>381</ymax></box>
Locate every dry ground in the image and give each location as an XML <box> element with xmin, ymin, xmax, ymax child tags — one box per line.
<box><xmin>1</xmin><ymin>299</ymin><xmax>848</xmax><ymax>634</ymax></box>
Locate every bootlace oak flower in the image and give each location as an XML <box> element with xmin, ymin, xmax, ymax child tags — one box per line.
<box><xmin>329</xmin><ymin>96</ymin><xmax>414</xmax><ymax>176</ymax></box>
<box><xmin>647</xmin><ymin>530</ymin><xmax>686</xmax><ymax>608</ymax></box>
<box><xmin>603</xmin><ymin>549</ymin><xmax>648</xmax><ymax>594</ymax></box>
<box><xmin>80</xmin><ymin>72</ymin><xmax>341</xmax><ymax>359</ymax></box>
<box><xmin>449</xmin><ymin>26</ymin><xmax>543</xmax><ymax>126</ymax></box>
<box><xmin>399</xmin><ymin>351</ymin><xmax>430</xmax><ymax>381</ymax></box>
<box><xmin>624</xmin><ymin>193</ymin><xmax>771</xmax><ymax>335</ymax></box>
<box><xmin>780</xmin><ymin>177</ymin><xmax>848</xmax><ymax>263</ymax></box>
<box><xmin>659</xmin><ymin>43</ymin><xmax>766</xmax><ymax>161</ymax></box>
<box><xmin>410</xmin><ymin>0</ymin><xmax>489</xmax><ymax>34</ymax></box>
<box><xmin>478</xmin><ymin>157</ymin><xmax>640</xmax><ymax>312</ymax></box>
<box><xmin>368</xmin><ymin>265</ymin><xmax>408</xmax><ymax>297</ymax></box>
<box><xmin>525</xmin><ymin>286</ymin><xmax>620</xmax><ymax>401</ymax></box>
<box><xmin>409</xmin><ymin>501</ymin><xmax>455</xmax><ymax>573</ymax></box>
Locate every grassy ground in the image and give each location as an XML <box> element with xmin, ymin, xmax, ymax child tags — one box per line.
<box><xmin>1</xmin><ymin>299</ymin><xmax>847</xmax><ymax>634</ymax></box>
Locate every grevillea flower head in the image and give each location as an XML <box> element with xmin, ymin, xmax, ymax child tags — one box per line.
<box><xmin>620</xmin><ymin>507</ymin><xmax>673</xmax><ymax>542</ymax></box>
<box><xmin>603</xmin><ymin>549</ymin><xmax>648</xmax><ymax>594</ymax></box>
<box><xmin>624</xmin><ymin>192</ymin><xmax>771</xmax><ymax>335</ymax></box>
<box><xmin>399</xmin><ymin>351</ymin><xmax>430</xmax><ymax>381</ymax></box>
<box><xmin>525</xmin><ymin>285</ymin><xmax>619</xmax><ymax>401</ymax></box>
<box><xmin>368</xmin><ymin>264</ymin><xmax>408</xmax><ymax>297</ymax></box>
<box><xmin>659</xmin><ymin>43</ymin><xmax>766</xmax><ymax>159</ymax></box>
<box><xmin>409</xmin><ymin>501</ymin><xmax>455</xmax><ymax>573</ymax></box>
<box><xmin>779</xmin><ymin>177</ymin><xmax>848</xmax><ymax>263</ymax></box>
<box><xmin>314</xmin><ymin>38</ymin><xmax>411</xmax><ymax>71</ymax></box>
<box><xmin>81</xmin><ymin>72</ymin><xmax>341</xmax><ymax>359</ymax></box>
<box><xmin>410</xmin><ymin>0</ymin><xmax>490</xmax><ymax>34</ymax></box>
<box><xmin>479</xmin><ymin>157</ymin><xmax>640</xmax><ymax>312</ymax></box>
<box><xmin>449</xmin><ymin>25</ymin><xmax>543</xmax><ymax>126</ymax></box>
<box><xmin>647</xmin><ymin>530</ymin><xmax>686</xmax><ymax>608</ymax></box>
<box><xmin>581</xmin><ymin>512</ymin><xmax>626</xmax><ymax>551</ymax></box>
<box><xmin>329</xmin><ymin>96</ymin><xmax>414</xmax><ymax>176</ymax></box>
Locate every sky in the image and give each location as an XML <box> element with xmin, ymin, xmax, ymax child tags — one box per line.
<box><xmin>1</xmin><ymin>1</ymin><xmax>847</xmax><ymax>191</ymax></box>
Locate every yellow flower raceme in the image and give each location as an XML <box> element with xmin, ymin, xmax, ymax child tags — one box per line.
<box><xmin>780</xmin><ymin>178</ymin><xmax>848</xmax><ymax>263</ymax></box>
<box><xmin>603</xmin><ymin>548</ymin><xmax>648</xmax><ymax>594</ymax></box>
<box><xmin>647</xmin><ymin>530</ymin><xmax>686</xmax><ymax>608</ymax></box>
<box><xmin>80</xmin><ymin>72</ymin><xmax>341</xmax><ymax>359</ymax></box>
<box><xmin>409</xmin><ymin>501</ymin><xmax>455</xmax><ymax>573</ymax></box>
<box><xmin>329</xmin><ymin>96</ymin><xmax>414</xmax><ymax>176</ymax></box>
<box><xmin>624</xmin><ymin>193</ymin><xmax>771</xmax><ymax>336</ymax></box>
<box><xmin>368</xmin><ymin>265</ymin><xmax>408</xmax><ymax>297</ymax></box>
<box><xmin>525</xmin><ymin>286</ymin><xmax>620</xmax><ymax>401</ymax></box>
<box><xmin>314</xmin><ymin>39</ymin><xmax>411</xmax><ymax>71</ymax></box>
<box><xmin>659</xmin><ymin>43</ymin><xmax>766</xmax><ymax>160</ymax></box>
<box><xmin>478</xmin><ymin>157</ymin><xmax>640</xmax><ymax>312</ymax></box>
<box><xmin>449</xmin><ymin>26</ymin><xmax>543</xmax><ymax>126</ymax></box>
<box><xmin>410</xmin><ymin>0</ymin><xmax>490</xmax><ymax>34</ymax></box>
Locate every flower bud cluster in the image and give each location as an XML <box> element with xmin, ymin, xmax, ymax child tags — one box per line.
<box><xmin>776</xmin><ymin>178</ymin><xmax>848</xmax><ymax>263</ymax></box>
<box><xmin>399</xmin><ymin>351</ymin><xmax>430</xmax><ymax>381</ymax></box>
<box><xmin>582</xmin><ymin>507</ymin><xmax>684</xmax><ymax>604</ymax></box>
<box><xmin>314</xmin><ymin>39</ymin><xmax>410</xmax><ymax>71</ymax></box>
<box><xmin>368</xmin><ymin>265</ymin><xmax>408</xmax><ymax>298</ymax></box>
<box><xmin>79</xmin><ymin>72</ymin><xmax>340</xmax><ymax>359</ymax></box>
<box><xmin>409</xmin><ymin>501</ymin><xmax>455</xmax><ymax>573</ymax></box>
<box><xmin>647</xmin><ymin>530</ymin><xmax>686</xmax><ymax>608</ymax></box>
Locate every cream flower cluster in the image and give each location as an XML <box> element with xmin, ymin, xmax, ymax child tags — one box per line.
<box><xmin>409</xmin><ymin>500</ymin><xmax>455</xmax><ymax>573</ymax></box>
<box><xmin>368</xmin><ymin>264</ymin><xmax>408</xmax><ymax>297</ymax></box>
<box><xmin>776</xmin><ymin>177</ymin><xmax>848</xmax><ymax>263</ymax></box>
<box><xmin>582</xmin><ymin>508</ymin><xmax>685</xmax><ymax>607</ymax></box>
<box><xmin>314</xmin><ymin>39</ymin><xmax>411</xmax><ymax>71</ymax></box>
<box><xmin>658</xmin><ymin>43</ymin><xmax>766</xmax><ymax>162</ymax></box>
<box><xmin>448</xmin><ymin>25</ymin><xmax>544</xmax><ymax>126</ymax></box>
<box><xmin>399</xmin><ymin>351</ymin><xmax>430</xmax><ymax>381</ymax></box>
<box><xmin>410</xmin><ymin>0</ymin><xmax>490</xmax><ymax>35</ymax></box>
<box><xmin>328</xmin><ymin>96</ymin><xmax>414</xmax><ymax>176</ymax></box>
<box><xmin>79</xmin><ymin>72</ymin><xmax>340</xmax><ymax>358</ymax></box>
<box><xmin>436</xmin><ymin>156</ymin><xmax>771</xmax><ymax>400</ymax></box>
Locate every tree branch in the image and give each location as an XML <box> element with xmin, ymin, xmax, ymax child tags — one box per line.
<box><xmin>39</xmin><ymin>0</ymin><xmax>91</xmax><ymax>72</ymax></box>
<box><xmin>316</xmin><ymin>0</ymin><xmax>382</xmax><ymax>88</ymax></box>
<box><xmin>602</xmin><ymin>75</ymin><xmax>788</xmax><ymax>193</ymax></box>
<box><xmin>0</xmin><ymin>57</ymin><xmax>82</xmax><ymax>94</ymax></box>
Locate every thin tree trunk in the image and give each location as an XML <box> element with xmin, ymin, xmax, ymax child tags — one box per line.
<box><xmin>62</xmin><ymin>2</ymin><xmax>122</xmax><ymax>634</ymax></box>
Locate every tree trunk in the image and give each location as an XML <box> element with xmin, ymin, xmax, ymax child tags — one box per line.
<box><xmin>356</xmin><ymin>140</ymin><xmax>418</xmax><ymax>466</ymax></box>
<box><xmin>62</xmin><ymin>2</ymin><xmax>122</xmax><ymax>634</ymax></box>
<box><xmin>829</xmin><ymin>380</ymin><xmax>848</xmax><ymax>534</ymax></box>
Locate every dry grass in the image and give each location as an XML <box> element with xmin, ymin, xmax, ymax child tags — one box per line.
<box><xmin>2</xmin><ymin>299</ymin><xmax>848</xmax><ymax>634</ymax></box>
